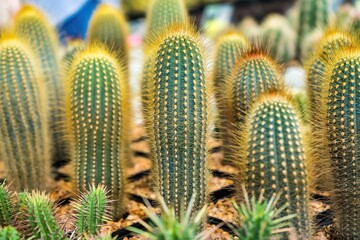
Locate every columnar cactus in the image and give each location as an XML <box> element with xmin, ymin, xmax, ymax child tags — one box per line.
<box><xmin>0</xmin><ymin>36</ymin><xmax>50</xmax><ymax>191</ymax></box>
<box><xmin>62</xmin><ymin>40</ymin><xmax>85</xmax><ymax>71</ymax></box>
<box><xmin>87</xmin><ymin>4</ymin><xmax>128</xmax><ymax>71</ymax></box>
<box><xmin>325</xmin><ymin>49</ymin><xmax>360</xmax><ymax>239</ymax></box>
<box><xmin>297</xmin><ymin>0</ymin><xmax>329</xmax><ymax>55</ymax></box>
<box><xmin>145</xmin><ymin>25</ymin><xmax>209</xmax><ymax>218</ymax></box>
<box><xmin>261</xmin><ymin>14</ymin><xmax>296</xmax><ymax>63</ymax></box>
<box><xmin>67</xmin><ymin>47</ymin><xmax>127</xmax><ymax>218</ymax></box>
<box><xmin>14</xmin><ymin>5</ymin><xmax>66</xmax><ymax>165</ymax></box>
<box><xmin>19</xmin><ymin>191</ymin><xmax>66</xmax><ymax>239</ymax></box>
<box><xmin>237</xmin><ymin>92</ymin><xmax>311</xmax><ymax>239</ymax></box>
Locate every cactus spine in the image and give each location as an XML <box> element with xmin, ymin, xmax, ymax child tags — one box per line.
<box><xmin>14</xmin><ymin>5</ymin><xmax>66</xmax><ymax>165</ymax></box>
<box><xmin>238</xmin><ymin>92</ymin><xmax>310</xmax><ymax>239</ymax></box>
<box><xmin>87</xmin><ymin>4</ymin><xmax>129</xmax><ymax>70</ymax></box>
<box><xmin>67</xmin><ymin>47</ymin><xmax>127</xmax><ymax>219</ymax></box>
<box><xmin>297</xmin><ymin>0</ymin><xmax>329</xmax><ymax>55</ymax></box>
<box><xmin>324</xmin><ymin>49</ymin><xmax>360</xmax><ymax>238</ymax></box>
<box><xmin>146</xmin><ymin>25</ymin><xmax>208</xmax><ymax>218</ymax></box>
<box><xmin>19</xmin><ymin>191</ymin><xmax>66</xmax><ymax>239</ymax></box>
<box><xmin>0</xmin><ymin>36</ymin><xmax>50</xmax><ymax>191</ymax></box>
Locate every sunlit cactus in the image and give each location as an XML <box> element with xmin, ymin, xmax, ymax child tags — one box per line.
<box><xmin>0</xmin><ymin>35</ymin><xmax>50</xmax><ymax>191</ymax></box>
<box><xmin>144</xmin><ymin>25</ymin><xmax>209</xmax><ymax>219</ymax></box>
<box><xmin>236</xmin><ymin>92</ymin><xmax>311</xmax><ymax>239</ymax></box>
<box><xmin>14</xmin><ymin>5</ymin><xmax>66</xmax><ymax>165</ymax></box>
<box><xmin>66</xmin><ymin>46</ymin><xmax>128</xmax><ymax>219</ymax></box>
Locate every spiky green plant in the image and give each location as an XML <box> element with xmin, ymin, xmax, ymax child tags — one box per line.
<box><xmin>62</xmin><ymin>40</ymin><xmax>85</xmax><ymax>71</ymax></box>
<box><xmin>14</xmin><ymin>5</ymin><xmax>66</xmax><ymax>165</ymax></box>
<box><xmin>261</xmin><ymin>14</ymin><xmax>296</xmax><ymax>63</ymax></box>
<box><xmin>0</xmin><ymin>35</ymin><xmax>50</xmax><ymax>191</ymax></box>
<box><xmin>144</xmin><ymin>25</ymin><xmax>209</xmax><ymax>219</ymax></box>
<box><xmin>236</xmin><ymin>92</ymin><xmax>311</xmax><ymax>239</ymax></box>
<box><xmin>0</xmin><ymin>226</ymin><xmax>20</xmax><ymax>240</ymax></box>
<box><xmin>127</xmin><ymin>195</ymin><xmax>214</xmax><ymax>240</ymax></box>
<box><xmin>73</xmin><ymin>185</ymin><xmax>110</xmax><ymax>236</ymax></box>
<box><xmin>66</xmin><ymin>46</ymin><xmax>128</xmax><ymax>219</ymax></box>
<box><xmin>19</xmin><ymin>191</ymin><xmax>66</xmax><ymax>240</ymax></box>
<box><xmin>232</xmin><ymin>186</ymin><xmax>296</xmax><ymax>240</ymax></box>
<box><xmin>291</xmin><ymin>91</ymin><xmax>309</xmax><ymax>123</ymax></box>
<box><xmin>324</xmin><ymin>48</ymin><xmax>360</xmax><ymax>239</ymax></box>
<box><xmin>297</xmin><ymin>0</ymin><xmax>329</xmax><ymax>55</ymax></box>
<box><xmin>87</xmin><ymin>4</ymin><xmax>128</xmax><ymax>70</ymax></box>
<box><xmin>0</xmin><ymin>183</ymin><xmax>17</xmax><ymax>227</ymax></box>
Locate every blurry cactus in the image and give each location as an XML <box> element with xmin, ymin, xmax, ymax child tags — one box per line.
<box><xmin>62</xmin><ymin>40</ymin><xmax>85</xmax><ymax>71</ymax></box>
<box><xmin>19</xmin><ymin>191</ymin><xmax>66</xmax><ymax>239</ymax></box>
<box><xmin>232</xmin><ymin>186</ymin><xmax>296</xmax><ymax>240</ymax></box>
<box><xmin>291</xmin><ymin>90</ymin><xmax>309</xmax><ymax>123</ymax></box>
<box><xmin>325</xmin><ymin>49</ymin><xmax>360</xmax><ymax>239</ymax></box>
<box><xmin>236</xmin><ymin>92</ymin><xmax>311</xmax><ymax>239</ymax></box>
<box><xmin>261</xmin><ymin>14</ymin><xmax>296</xmax><ymax>63</ymax></box>
<box><xmin>14</xmin><ymin>5</ymin><xmax>66</xmax><ymax>165</ymax></box>
<box><xmin>67</xmin><ymin>47</ymin><xmax>127</xmax><ymax>219</ymax></box>
<box><xmin>0</xmin><ymin>36</ymin><xmax>50</xmax><ymax>191</ymax></box>
<box><xmin>301</xmin><ymin>29</ymin><xmax>324</xmax><ymax>61</ymax></box>
<box><xmin>226</xmin><ymin>48</ymin><xmax>283</xmax><ymax>126</ymax></box>
<box><xmin>73</xmin><ymin>185</ymin><xmax>110</xmax><ymax>236</ymax></box>
<box><xmin>0</xmin><ymin>226</ymin><xmax>20</xmax><ymax>240</ymax></box>
<box><xmin>0</xmin><ymin>183</ymin><xmax>17</xmax><ymax>226</ymax></box>
<box><xmin>123</xmin><ymin>0</ymin><xmax>149</xmax><ymax>14</ymax></box>
<box><xmin>145</xmin><ymin>25</ymin><xmax>208</xmax><ymax>218</ymax></box>
<box><xmin>87</xmin><ymin>4</ymin><xmax>129</xmax><ymax>70</ymax></box>
<box><xmin>297</xmin><ymin>0</ymin><xmax>329</xmax><ymax>55</ymax></box>
<box><xmin>238</xmin><ymin>17</ymin><xmax>261</xmax><ymax>39</ymax></box>
<box><xmin>141</xmin><ymin>56</ymin><xmax>154</xmax><ymax>131</ymax></box>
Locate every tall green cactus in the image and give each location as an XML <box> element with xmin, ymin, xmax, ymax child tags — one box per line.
<box><xmin>297</xmin><ymin>0</ymin><xmax>329</xmax><ymax>55</ymax></box>
<box><xmin>14</xmin><ymin>5</ymin><xmax>67</xmax><ymax>165</ymax></box>
<box><xmin>67</xmin><ymin>47</ymin><xmax>127</xmax><ymax>219</ymax></box>
<box><xmin>87</xmin><ymin>4</ymin><xmax>128</xmax><ymax>71</ymax></box>
<box><xmin>237</xmin><ymin>92</ymin><xmax>311</xmax><ymax>239</ymax></box>
<box><xmin>0</xmin><ymin>36</ymin><xmax>50</xmax><ymax>191</ymax></box>
<box><xmin>325</xmin><ymin>49</ymin><xmax>360</xmax><ymax>239</ymax></box>
<box><xmin>19</xmin><ymin>191</ymin><xmax>66</xmax><ymax>239</ymax></box>
<box><xmin>145</xmin><ymin>25</ymin><xmax>209</xmax><ymax>218</ymax></box>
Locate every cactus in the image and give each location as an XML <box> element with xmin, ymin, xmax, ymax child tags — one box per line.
<box><xmin>14</xmin><ymin>5</ymin><xmax>67</xmax><ymax>166</ymax></box>
<box><xmin>324</xmin><ymin>49</ymin><xmax>360</xmax><ymax>239</ymax></box>
<box><xmin>87</xmin><ymin>4</ymin><xmax>128</xmax><ymax>71</ymax></box>
<box><xmin>19</xmin><ymin>191</ymin><xmax>66</xmax><ymax>239</ymax></box>
<box><xmin>0</xmin><ymin>35</ymin><xmax>50</xmax><ymax>191</ymax></box>
<box><xmin>0</xmin><ymin>183</ymin><xmax>17</xmax><ymax>226</ymax></box>
<box><xmin>238</xmin><ymin>17</ymin><xmax>261</xmax><ymax>40</ymax></box>
<box><xmin>67</xmin><ymin>46</ymin><xmax>128</xmax><ymax>219</ymax></box>
<box><xmin>73</xmin><ymin>185</ymin><xmax>110</xmax><ymax>236</ymax></box>
<box><xmin>297</xmin><ymin>0</ymin><xmax>329</xmax><ymax>55</ymax></box>
<box><xmin>261</xmin><ymin>14</ymin><xmax>296</xmax><ymax>63</ymax></box>
<box><xmin>236</xmin><ymin>92</ymin><xmax>311</xmax><ymax>239</ymax></box>
<box><xmin>226</xmin><ymin>48</ymin><xmax>283</xmax><ymax>126</ymax></box>
<box><xmin>62</xmin><ymin>40</ymin><xmax>85</xmax><ymax>71</ymax></box>
<box><xmin>0</xmin><ymin>226</ymin><xmax>20</xmax><ymax>240</ymax></box>
<box><xmin>145</xmin><ymin>25</ymin><xmax>209</xmax><ymax>219</ymax></box>
<box><xmin>291</xmin><ymin>91</ymin><xmax>309</xmax><ymax>123</ymax></box>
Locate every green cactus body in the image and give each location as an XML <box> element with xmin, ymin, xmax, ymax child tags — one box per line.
<box><xmin>0</xmin><ymin>183</ymin><xmax>15</xmax><ymax>226</ymax></box>
<box><xmin>62</xmin><ymin>40</ymin><xmax>85</xmax><ymax>71</ymax></box>
<box><xmin>14</xmin><ymin>5</ymin><xmax>67</xmax><ymax>165</ymax></box>
<box><xmin>147</xmin><ymin>26</ymin><xmax>208</xmax><ymax>218</ymax></box>
<box><xmin>297</xmin><ymin>0</ymin><xmax>329</xmax><ymax>55</ymax></box>
<box><xmin>67</xmin><ymin>47</ymin><xmax>127</xmax><ymax>218</ymax></box>
<box><xmin>325</xmin><ymin>50</ymin><xmax>360</xmax><ymax>238</ymax></box>
<box><xmin>0</xmin><ymin>37</ymin><xmax>50</xmax><ymax>191</ymax></box>
<box><xmin>145</xmin><ymin>0</ymin><xmax>188</xmax><ymax>43</ymax></box>
<box><xmin>241</xmin><ymin>93</ymin><xmax>310</xmax><ymax>239</ymax></box>
<box><xmin>74</xmin><ymin>185</ymin><xmax>109</xmax><ymax>236</ymax></box>
<box><xmin>19</xmin><ymin>192</ymin><xmax>65</xmax><ymax>240</ymax></box>
<box><xmin>0</xmin><ymin>226</ymin><xmax>20</xmax><ymax>240</ymax></box>
<box><xmin>292</xmin><ymin>91</ymin><xmax>309</xmax><ymax>123</ymax></box>
<box><xmin>227</xmin><ymin>50</ymin><xmax>283</xmax><ymax>126</ymax></box>
<box><xmin>261</xmin><ymin>14</ymin><xmax>296</xmax><ymax>63</ymax></box>
<box><xmin>87</xmin><ymin>4</ymin><xmax>128</xmax><ymax>71</ymax></box>
<box><xmin>141</xmin><ymin>56</ymin><xmax>155</xmax><ymax>133</ymax></box>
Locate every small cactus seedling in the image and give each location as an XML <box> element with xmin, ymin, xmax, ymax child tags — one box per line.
<box><xmin>14</xmin><ymin>5</ymin><xmax>67</xmax><ymax>165</ymax></box>
<box><xmin>236</xmin><ymin>92</ymin><xmax>311</xmax><ymax>239</ymax></box>
<box><xmin>67</xmin><ymin>46</ymin><xmax>128</xmax><ymax>219</ymax></box>
<box><xmin>73</xmin><ymin>185</ymin><xmax>110</xmax><ymax>236</ymax></box>
<box><xmin>0</xmin><ymin>35</ymin><xmax>50</xmax><ymax>191</ymax></box>
<box><xmin>0</xmin><ymin>226</ymin><xmax>20</xmax><ymax>240</ymax></box>
<box><xmin>261</xmin><ymin>14</ymin><xmax>296</xmax><ymax>63</ymax></box>
<box><xmin>144</xmin><ymin>25</ymin><xmax>209</xmax><ymax>219</ymax></box>
<box><xmin>19</xmin><ymin>191</ymin><xmax>66</xmax><ymax>239</ymax></box>
<box><xmin>297</xmin><ymin>0</ymin><xmax>329</xmax><ymax>55</ymax></box>
<box><xmin>324</xmin><ymin>48</ymin><xmax>360</xmax><ymax>239</ymax></box>
<box><xmin>87</xmin><ymin>4</ymin><xmax>129</xmax><ymax>71</ymax></box>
